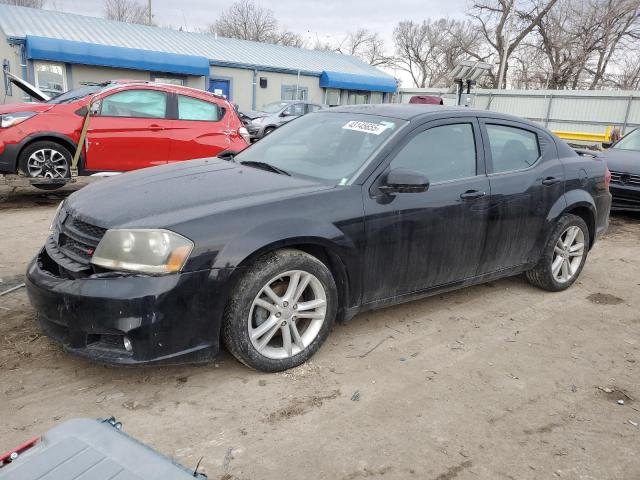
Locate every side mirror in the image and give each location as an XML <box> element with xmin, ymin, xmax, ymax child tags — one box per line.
<box><xmin>601</xmin><ymin>141</ymin><xmax>613</xmax><ymax>149</ymax></box>
<box><xmin>379</xmin><ymin>168</ymin><xmax>430</xmax><ymax>194</ymax></box>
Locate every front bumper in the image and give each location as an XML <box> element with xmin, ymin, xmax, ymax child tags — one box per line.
<box><xmin>610</xmin><ymin>184</ymin><xmax>640</xmax><ymax>211</ymax></box>
<box><xmin>26</xmin><ymin>249</ymin><xmax>233</xmax><ymax>365</ymax></box>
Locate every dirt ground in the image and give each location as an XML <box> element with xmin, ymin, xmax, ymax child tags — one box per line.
<box><xmin>1</xmin><ymin>183</ymin><xmax>639</xmax><ymax>480</ymax></box>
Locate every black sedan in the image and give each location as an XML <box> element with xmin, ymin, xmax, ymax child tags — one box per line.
<box><xmin>26</xmin><ymin>105</ymin><xmax>611</xmax><ymax>372</ymax></box>
<box><xmin>600</xmin><ymin>128</ymin><xmax>640</xmax><ymax>211</ymax></box>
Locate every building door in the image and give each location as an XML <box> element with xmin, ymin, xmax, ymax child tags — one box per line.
<box><xmin>209</xmin><ymin>79</ymin><xmax>230</xmax><ymax>99</ymax></box>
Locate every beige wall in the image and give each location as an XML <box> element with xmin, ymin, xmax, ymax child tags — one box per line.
<box><xmin>210</xmin><ymin>65</ymin><xmax>324</xmax><ymax>111</ymax></box>
<box><xmin>0</xmin><ymin>41</ymin><xmax>26</xmax><ymax>105</ymax></box>
<box><xmin>255</xmin><ymin>71</ymin><xmax>323</xmax><ymax>109</ymax></box>
<box><xmin>210</xmin><ymin>65</ymin><xmax>253</xmax><ymax>110</ymax></box>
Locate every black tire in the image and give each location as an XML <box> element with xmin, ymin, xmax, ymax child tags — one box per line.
<box><xmin>263</xmin><ymin>126</ymin><xmax>275</xmax><ymax>136</ymax></box>
<box><xmin>525</xmin><ymin>214</ymin><xmax>590</xmax><ymax>292</ymax></box>
<box><xmin>18</xmin><ymin>141</ymin><xmax>72</xmax><ymax>181</ymax></box>
<box><xmin>222</xmin><ymin>249</ymin><xmax>338</xmax><ymax>372</ymax></box>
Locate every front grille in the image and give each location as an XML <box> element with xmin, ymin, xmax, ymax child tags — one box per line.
<box><xmin>610</xmin><ymin>171</ymin><xmax>640</xmax><ymax>187</ymax></box>
<box><xmin>46</xmin><ymin>211</ymin><xmax>107</xmax><ymax>276</ymax></box>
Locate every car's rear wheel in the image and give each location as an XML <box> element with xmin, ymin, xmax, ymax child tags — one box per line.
<box><xmin>18</xmin><ymin>141</ymin><xmax>72</xmax><ymax>190</ymax></box>
<box><xmin>222</xmin><ymin>249</ymin><xmax>337</xmax><ymax>372</ymax></box>
<box><xmin>525</xmin><ymin>213</ymin><xmax>589</xmax><ymax>291</ymax></box>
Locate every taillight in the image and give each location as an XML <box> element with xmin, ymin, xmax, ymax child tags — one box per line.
<box><xmin>604</xmin><ymin>166</ymin><xmax>611</xmax><ymax>191</ymax></box>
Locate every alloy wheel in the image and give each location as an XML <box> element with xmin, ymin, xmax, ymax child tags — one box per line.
<box><xmin>248</xmin><ymin>270</ymin><xmax>327</xmax><ymax>360</ymax></box>
<box><xmin>27</xmin><ymin>148</ymin><xmax>69</xmax><ymax>179</ymax></box>
<box><xmin>551</xmin><ymin>225</ymin><xmax>585</xmax><ymax>284</ymax></box>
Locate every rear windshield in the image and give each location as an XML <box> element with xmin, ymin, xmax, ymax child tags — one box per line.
<box><xmin>47</xmin><ymin>85</ymin><xmax>103</xmax><ymax>104</ymax></box>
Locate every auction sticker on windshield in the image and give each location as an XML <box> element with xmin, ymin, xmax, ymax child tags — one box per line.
<box><xmin>342</xmin><ymin>120</ymin><xmax>388</xmax><ymax>135</ymax></box>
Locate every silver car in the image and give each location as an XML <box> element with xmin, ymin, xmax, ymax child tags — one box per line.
<box><xmin>241</xmin><ymin>101</ymin><xmax>325</xmax><ymax>140</ymax></box>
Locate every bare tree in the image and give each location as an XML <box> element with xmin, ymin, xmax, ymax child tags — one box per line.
<box><xmin>607</xmin><ymin>52</ymin><xmax>640</xmax><ymax>89</ymax></box>
<box><xmin>393</xmin><ymin>18</ymin><xmax>484</xmax><ymax>87</ymax></box>
<box><xmin>585</xmin><ymin>0</ymin><xmax>640</xmax><ymax>89</ymax></box>
<box><xmin>0</xmin><ymin>0</ymin><xmax>45</xmax><ymax>7</ymax></box>
<box><xmin>209</xmin><ymin>0</ymin><xmax>305</xmax><ymax>47</ymax></box>
<box><xmin>104</xmin><ymin>0</ymin><xmax>151</xmax><ymax>25</ymax></box>
<box><xmin>336</xmin><ymin>29</ymin><xmax>391</xmax><ymax>67</ymax></box>
<box><xmin>469</xmin><ymin>0</ymin><xmax>560</xmax><ymax>88</ymax></box>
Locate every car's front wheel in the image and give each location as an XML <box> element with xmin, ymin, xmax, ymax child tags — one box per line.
<box><xmin>222</xmin><ymin>249</ymin><xmax>337</xmax><ymax>371</ymax></box>
<box><xmin>526</xmin><ymin>213</ymin><xmax>589</xmax><ymax>291</ymax></box>
<box><xmin>18</xmin><ymin>141</ymin><xmax>72</xmax><ymax>190</ymax></box>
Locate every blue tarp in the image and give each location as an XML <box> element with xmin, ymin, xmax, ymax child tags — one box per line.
<box><xmin>25</xmin><ymin>36</ymin><xmax>210</xmax><ymax>77</ymax></box>
<box><xmin>320</xmin><ymin>70</ymin><xmax>397</xmax><ymax>93</ymax></box>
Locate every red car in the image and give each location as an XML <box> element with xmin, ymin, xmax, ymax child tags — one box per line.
<box><xmin>0</xmin><ymin>76</ymin><xmax>248</xmax><ymax>185</ymax></box>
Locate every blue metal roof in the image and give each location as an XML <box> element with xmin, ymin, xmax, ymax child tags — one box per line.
<box><xmin>320</xmin><ymin>71</ymin><xmax>397</xmax><ymax>93</ymax></box>
<box><xmin>0</xmin><ymin>4</ymin><xmax>396</xmax><ymax>91</ymax></box>
<box><xmin>26</xmin><ymin>36</ymin><xmax>210</xmax><ymax>76</ymax></box>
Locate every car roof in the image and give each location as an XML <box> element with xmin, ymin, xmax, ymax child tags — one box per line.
<box><xmin>326</xmin><ymin>104</ymin><xmax>544</xmax><ymax>129</ymax></box>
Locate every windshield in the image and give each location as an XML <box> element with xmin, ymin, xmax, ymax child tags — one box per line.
<box><xmin>235</xmin><ymin>112</ymin><xmax>406</xmax><ymax>183</ymax></box>
<box><xmin>47</xmin><ymin>85</ymin><xmax>103</xmax><ymax>104</ymax></box>
<box><xmin>261</xmin><ymin>101</ymin><xmax>289</xmax><ymax>113</ymax></box>
<box><xmin>613</xmin><ymin>129</ymin><xmax>640</xmax><ymax>151</ymax></box>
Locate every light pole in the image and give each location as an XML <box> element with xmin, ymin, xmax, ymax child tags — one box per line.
<box><xmin>148</xmin><ymin>0</ymin><xmax>152</xmax><ymax>25</ymax></box>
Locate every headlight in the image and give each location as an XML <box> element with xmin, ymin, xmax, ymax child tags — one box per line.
<box><xmin>1</xmin><ymin>111</ymin><xmax>37</xmax><ymax>128</ymax></box>
<box><xmin>91</xmin><ymin>229</ymin><xmax>194</xmax><ymax>274</ymax></box>
<box><xmin>50</xmin><ymin>201</ymin><xmax>65</xmax><ymax>231</ymax></box>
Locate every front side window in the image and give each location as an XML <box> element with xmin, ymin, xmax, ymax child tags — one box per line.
<box><xmin>486</xmin><ymin>124</ymin><xmax>540</xmax><ymax>173</ymax></box>
<box><xmin>178</xmin><ymin>95</ymin><xmax>221</xmax><ymax>121</ymax></box>
<box><xmin>100</xmin><ymin>90</ymin><xmax>167</xmax><ymax>118</ymax></box>
<box><xmin>283</xmin><ymin>103</ymin><xmax>305</xmax><ymax>116</ymax></box>
<box><xmin>34</xmin><ymin>61</ymin><xmax>67</xmax><ymax>97</ymax></box>
<box><xmin>235</xmin><ymin>112</ymin><xmax>405</xmax><ymax>183</ymax></box>
<box><xmin>390</xmin><ymin>123</ymin><xmax>477</xmax><ymax>183</ymax></box>
<box><xmin>613</xmin><ymin>128</ymin><xmax>640</xmax><ymax>151</ymax></box>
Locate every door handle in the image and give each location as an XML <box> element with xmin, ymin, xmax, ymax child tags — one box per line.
<box><xmin>460</xmin><ymin>190</ymin><xmax>486</xmax><ymax>200</ymax></box>
<box><xmin>149</xmin><ymin>124</ymin><xmax>164</xmax><ymax>131</ymax></box>
<box><xmin>542</xmin><ymin>176</ymin><xmax>561</xmax><ymax>186</ymax></box>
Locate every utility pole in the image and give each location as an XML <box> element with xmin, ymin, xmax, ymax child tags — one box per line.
<box><xmin>148</xmin><ymin>0</ymin><xmax>152</xmax><ymax>25</ymax></box>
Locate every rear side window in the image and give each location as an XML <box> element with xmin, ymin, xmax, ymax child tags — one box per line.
<box><xmin>390</xmin><ymin>123</ymin><xmax>477</xmax><ymax>183</ymax></box>
<box><xmin>100</xmin><ymin>90</ymin><xmax>167</xmax><ymax>118</ymax></box>
<box><xmin>486</xmin><ymin>124</ymin><xmax>540</xmax><ymax>173</ymax></box>
<box><xmin>178</xmin><ymin>95</ymin><xmax>221</xmax><ymax>121</ymax></box>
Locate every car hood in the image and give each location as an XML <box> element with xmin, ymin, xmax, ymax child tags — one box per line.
<box><xmin>4</xmin><ymin>70</ymin><xmax>50</xmax><ymax>101</ymax></box>
<box><xmin>600</xmin><ymin>148</ymin><xmax>640</xmax><ymax>173</ymax></box>
<box><xmin>0</xmin><ymin>102</ymin><xmax>53</xmax><ymax>115</ymax></box>
<box><xmin>240</xmin><ymin>110</ymin><xmax>269</xmax><ymax>120</ymax></box>
<box><xmin>65</xmin><ymin>158</ymin><xmax>332</xmax><ymax>229</ymax></box>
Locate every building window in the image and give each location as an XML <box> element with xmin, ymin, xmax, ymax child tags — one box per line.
<box><xmin>370</xmin><ymin>92</ymin><xmax>383</xmax><ymax>104</ymax></box>
<box><xmin>34</xmin><ymin>61</ymin><xmax>67</xmax><ymax>97</ymax></box>
<box><xmin>281</xmin><ymin>85</ymin><xmax>308</xmax><ymax>101</ymax></box>
<box><xmin>325</xmin><ymin>88</ymin><xmax>340</xmax><ymax>106</ymax></box>
<box><xmin>153</xmin><ymin>76</ymin><xmax>185</xmax><ymax>86</ymax></box>
<box><xmin>348</xmin><ymin>91</ymin><xmax>369</xmax><ymax>105</ymax></box>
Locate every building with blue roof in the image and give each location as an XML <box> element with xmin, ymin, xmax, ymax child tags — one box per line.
<box><xmin>0</xmin><ymin>4</ymin><xmax>397</xmax><ymax>109</ymax></box>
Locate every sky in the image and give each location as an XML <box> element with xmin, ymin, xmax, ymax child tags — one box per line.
<box><xmin>50</xmin><ymin>0</ymin><xmax>469</xmax><ymax>49</ymax></box>
<box><xmin>47</xmin><ymin>0</ymin><xmax>469</xmax><ymax>86</ymax></box>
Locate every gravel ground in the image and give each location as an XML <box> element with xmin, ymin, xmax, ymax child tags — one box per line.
<box><xmin>1</xmin><ymin>183</ymin><xmax>639</xmax><ymax>480</ymax></box>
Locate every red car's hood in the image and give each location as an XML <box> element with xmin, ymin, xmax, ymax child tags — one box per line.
<box><xmin>0</xmin><ymin>102</ymin><xmax>53</xmax><ymax>114</ymax></box>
